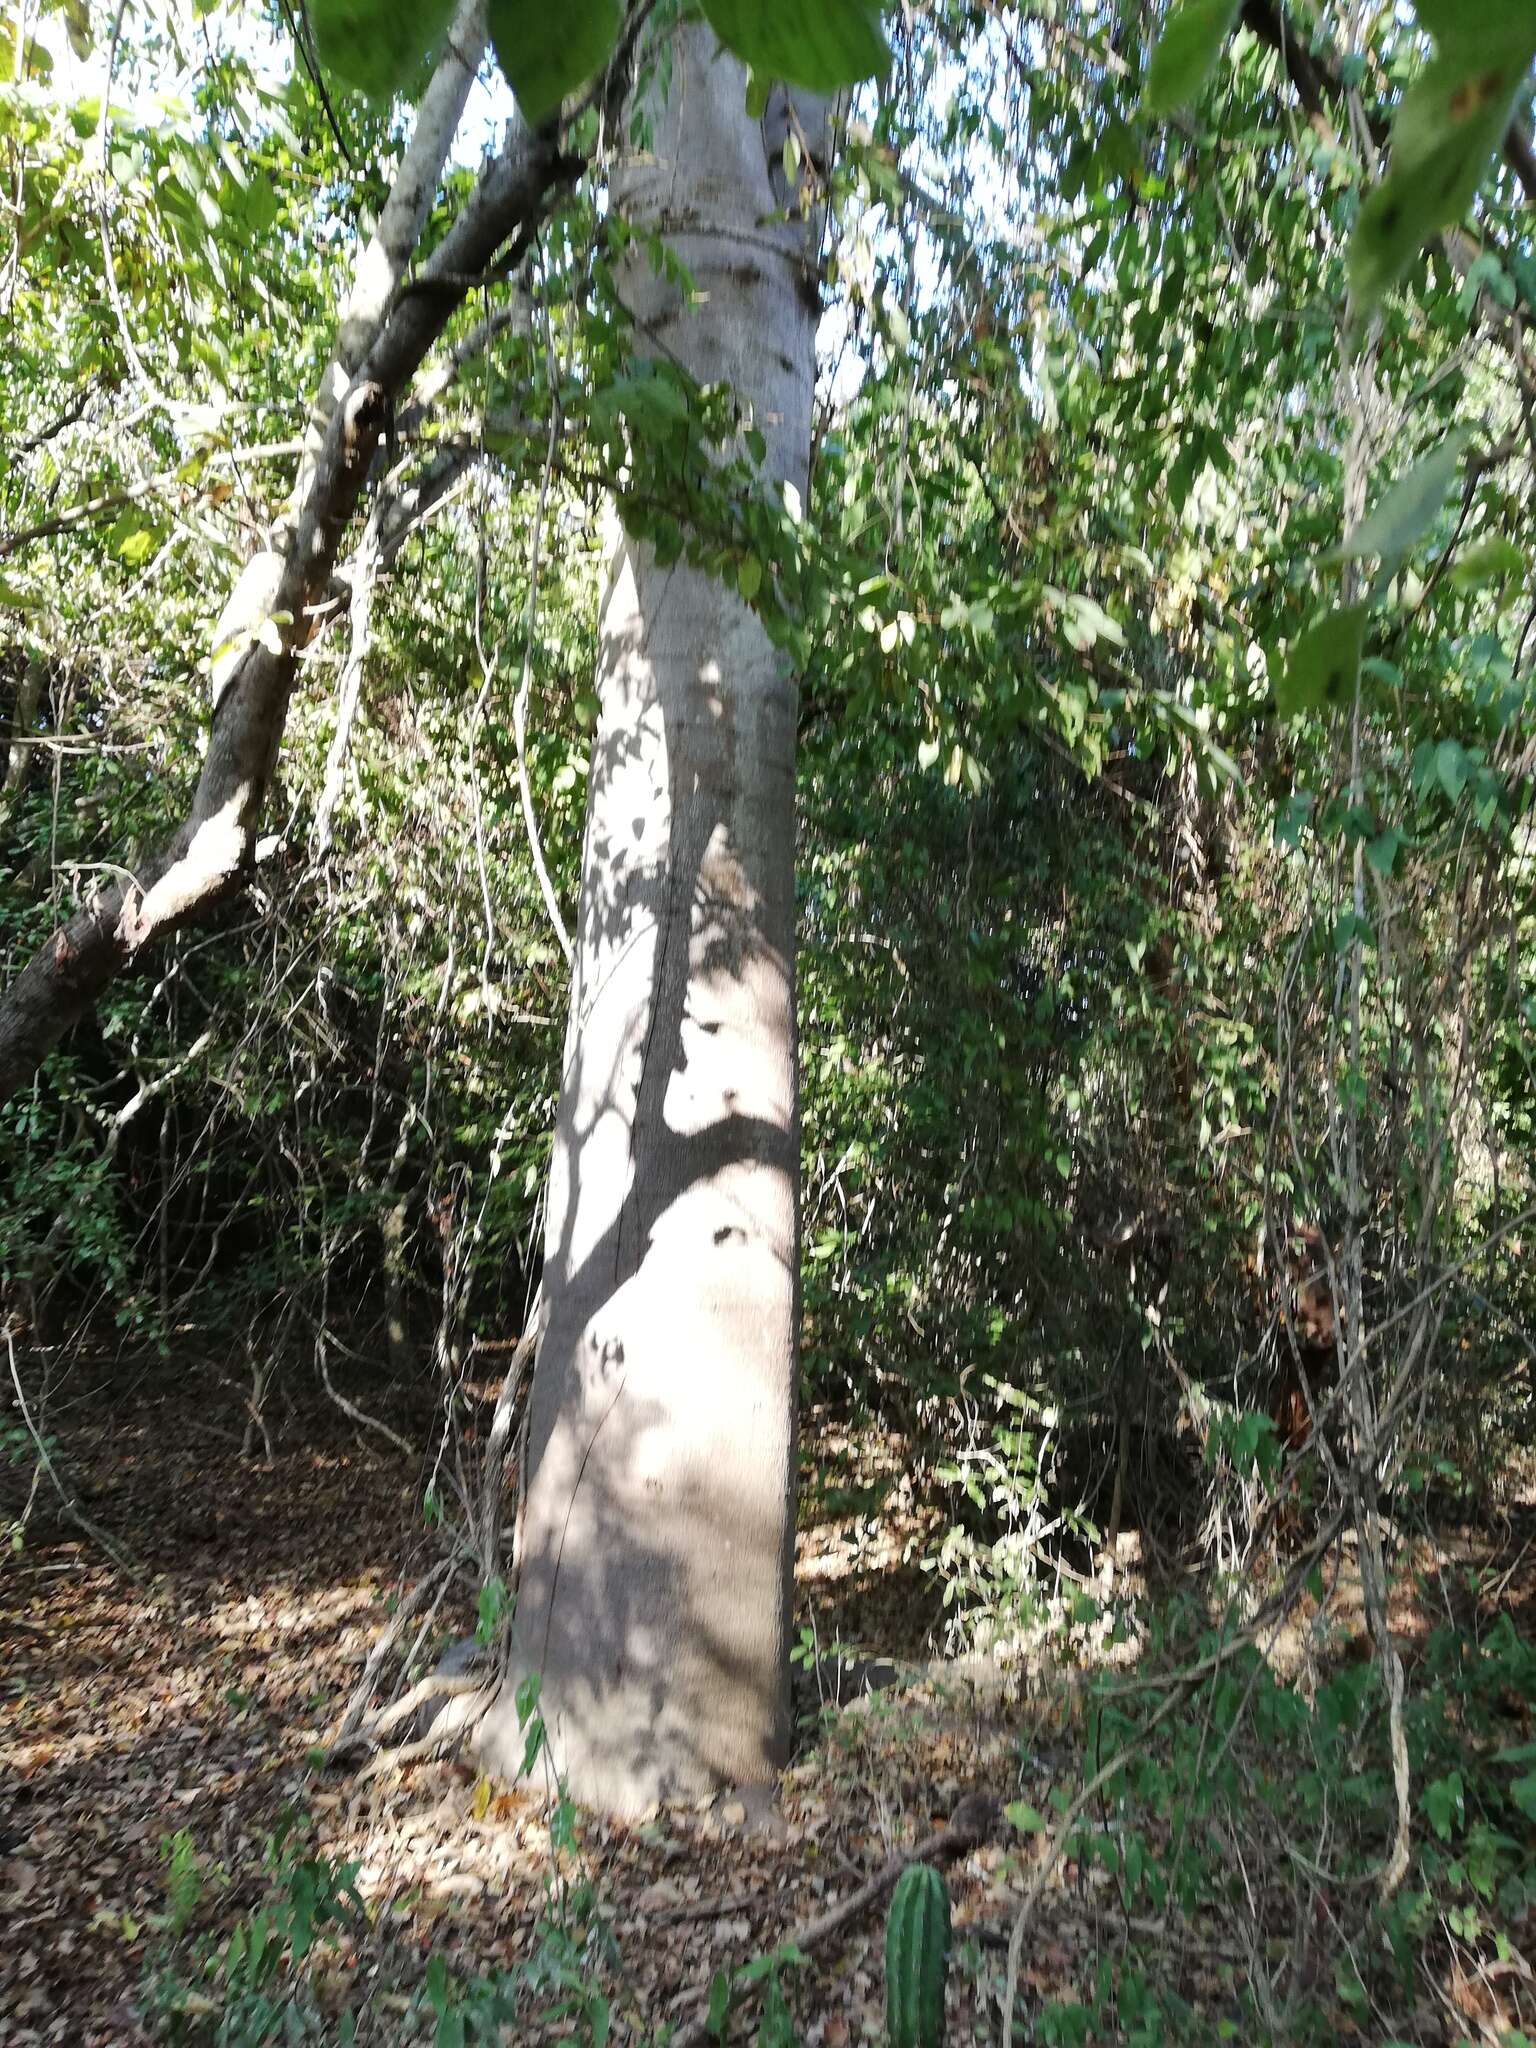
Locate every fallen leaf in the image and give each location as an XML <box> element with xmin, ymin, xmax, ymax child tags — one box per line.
<box><xmin>0</xmin><ymin>1858</ymin><xmax>39</xmax><ymax>1902</ymax></box>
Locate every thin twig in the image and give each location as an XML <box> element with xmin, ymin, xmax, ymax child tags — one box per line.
<box><xmin>3</xmin><ymin>1329</ymin><xmax>141</xmax><ymax>1576</ymax></box>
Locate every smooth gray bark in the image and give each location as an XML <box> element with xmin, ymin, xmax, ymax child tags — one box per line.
<box><xmin>291</xmin><ymin>0</ymin><xmax>487</xmax><ymax>515</ymax></box>
<box><xmin>475</xmin><ymin>25</ymin><xmax>826</xmax><ymax>1814</ymax></box>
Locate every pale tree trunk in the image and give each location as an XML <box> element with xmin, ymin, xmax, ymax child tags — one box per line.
<box><xmin>474</xmin><ymin>26</ymin><xmax>826</xmax><ymax>1815</ymax></box>
<box><xmin>0</xmin><ymin>656</ymin><xmax>43</xmax><ymax>833</ymax></box>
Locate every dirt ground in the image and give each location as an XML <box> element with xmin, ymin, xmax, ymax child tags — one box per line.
<box><xmin>2</xmin><ymin>1344</ymin><xmax>1534</xmax><ymax>2044</ymax></box>
<box><xmin>0</xmin><ymin>1348</ymin><xmax>1024</xmax><ymax>2044</ymax></box>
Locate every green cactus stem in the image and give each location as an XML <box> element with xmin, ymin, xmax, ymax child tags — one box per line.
<box><xmin>885</xmin><ymin>1862</ymin><xmax>951</xmax><ymax>2048</ymax></box>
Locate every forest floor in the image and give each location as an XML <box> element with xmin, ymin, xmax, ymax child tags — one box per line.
<box><xmin>2</xmin><ymin>1341</ymin><xmax>1535</xmax><ymax>2046</ymax></box>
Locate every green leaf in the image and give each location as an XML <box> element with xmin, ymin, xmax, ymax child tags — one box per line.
<box><xmin>707</xmin><ymin>1968</ymin><xmax>732</xmax><ymax>2035</ymax></box>
<box><xmin>1435</xmin><ymin>737</ymin><xmax>1470</xmax><ymax>801</ymax></box>
<box><xmin>61</xmin><ymin>0</ymin><xmax>91</xmax><ymax>59</ymax></box>
<box><xmin>737</xmin><ymin>554</ymin><xmax>763</xmax><ymax>601</ymax></box>
<box><xmin>1047</xmin><ymin>584</ymin><xmax>1125</xmax><ymax>650</ymax></box>
<box><xmin>519</xmin><ymin>1713</ymin><xmax>545</xmax><ymax>1776</ymax></box>
<box><xmin>1005</xmin><ymin>1800</ymin><xmax>1046</xmax><ymax>1833</ymax></box>
<box><xmin>701</xmin><ymin>0</ymin><xmax>889</xmax><ymax>92</ymax></box>
<box><xmin>1423</xmin><ymin>1771</ymin><xmax>1463</xmax><ymax>1842</ymax></box>
<box><xmin>1275</xmin><ymin>791</ymin><xmax>1314</xmax><ymax>848</ymax></box>
<box><xmin>1365</xmin><ymin>828</ymin><xmax>1403</xmax><ymax>877</ymax></box>
<box><xmin>1350</xmin><ymin>7</ymin><xmax>1536</xmax><ymax>311</ymax></box>
<box><xmin>1143</xmin><ymin>0</ymin><xmax>1242</xmax><ymax>116</ymax></box>
<box><xmin>1277</xmin><ymin>605</ymin><xmax>1367</xmax><ymax>719</ymax></box>
<box><xmin>107</xmin><ymin>509</ymin><xmax>164</xmax><ymax>568</ymax></box>
<box><xmin>1451</xmin><ymin>534</ymin><xmax>1524</xmax><ymax>591</ymax></box>
<box><xmin>1510</xmin><ymin>1772</ymin><xmax>1536</xmax><ymax>1821</ymax></box>
<box><xmin>488</xmin><ymin>0</ymin><xmax>621</xmax><ymax>122</ymax></box>
<box><xmin>598</xmin><ymin>365</ymin><xmax>692</xmax><ymax>431</ymax></box>
<box><xmin>1337</xmin><ymin>435</ymin><xmax>1465</xmax><ymax>565</ymax></box>
<box><xmin>310</xmin><ymin>0</ymin><xmax>457</xmax><ymax>101</ymax></box>
<box><xmin>424</xmin><ymin>1953</ymin><xmax>451</xmax><ymax>2014</ymax></box>
<box><xmin>475</xmin><ymin>1574</ymin><xmax>508</xmax><ymax>1643</ymax></box>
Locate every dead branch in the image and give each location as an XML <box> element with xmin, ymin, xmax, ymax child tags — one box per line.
<box><xmin>354</xmin><ymin>1675</ymin><xmax>497</xmax><ymax>1780</ymax></box>
<box><xmin>325</xmin><ymin>1559</ymin><xmax>455</xmax><ymax>1761</ymax></box>
<box><xmin>478</xmin><ymin>1290</ymin><xmax>544</xmax><ymax>1581</ymax></box>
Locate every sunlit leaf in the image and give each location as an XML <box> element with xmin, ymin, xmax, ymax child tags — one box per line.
<box><xmin>107</xmin><ymin>509</ymin><xmax>164</xmax><ymax>568</ymax></box>
<box><xmin>1143</xmin><ymin>0</ymin><xmax>1242</xmax><ymax>116</ymax></box>
<box><xmin>1046</xmin><ymin>584</ymin><xmax>1125</xmax><ymax>651</ymax></box>
<box><xmin>1005</xmin><ymin>1800</ymin><xmax>1046</xmax><ymax>1833</ymax></box>
<box><xmin>701</xmin><ymin>0</ymin><xmax>889</xmax><ymax>92</ymax></box>
<box><xmin>1350</xmin><ymin>5</ymin><xmax>1536</xmax><ymax>311</ymax></box>
<box><xmin>61</xmin><ymin>0</ymin><xmax>91</xmax><ymax>60</ymax></box>
<box><xmin>1277</xmin><ymin>605</ymin><xmax>1367</xmax><ymax>719</ymax></box>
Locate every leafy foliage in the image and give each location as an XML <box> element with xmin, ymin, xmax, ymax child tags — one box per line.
<box><xmin>1351</xmin><ymin>3</ymin><xmax>1536</xmax><ymax>310</ymax></box>
<box><xmin>6</xmin><ymin>0</ymin><xmax>1536</xmax><ymax>2035</ymax></box>
<box><xmin>1142</xmin><ymin>0</ymin><xmax>1241</xmax><ymax>116</ymax></box>
<box><xmin>311</xmin><ymin>0</ymin><xmax>889</xmax><ymax>112</ymax></box>
<box><xmin>310</xmin><ymin>0</ymin><xmax>457</xmax><ymax>105</ymax></box>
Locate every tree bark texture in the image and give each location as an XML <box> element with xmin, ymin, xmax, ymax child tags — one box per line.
<box><xmin>475</xmin><ymin>25</ymin><xmax>825</xmax><ymax>1815</ymax></box>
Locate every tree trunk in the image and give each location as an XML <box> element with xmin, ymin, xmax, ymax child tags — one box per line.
<box><xmin>474</xmin><ymin>27</ymin><xmax>825</xmax><ymax>1815</ymax></box>
<box><xmin>0</xmin><ymin>656</ymin><xmax>43</xmax><ymax>833</ymax></box>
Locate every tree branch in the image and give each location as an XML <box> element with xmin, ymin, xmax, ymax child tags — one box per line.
<box><xmin>0</xmin><ymin>116</ymin><xmax>579</xmax><ymax>1104</ymax></box>
<box><xmin>288</xmin><ymin>0</ymin><xmax>489</xmax><ymax>515</ymax></box>
<box><xmin>1241</xmin><ymin>0</ymin><xmax>1536</xmax><ymax>208</ymax></box>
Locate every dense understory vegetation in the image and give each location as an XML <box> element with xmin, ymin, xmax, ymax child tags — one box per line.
<box><xmin>5</xmin><ymin>0</ymin><xmax>1536</xmax><ymax>2039</ymax></box>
